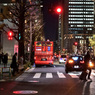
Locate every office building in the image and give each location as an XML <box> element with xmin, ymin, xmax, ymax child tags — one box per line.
<box><xmin>62</xmin><ymin>0</ymin><xmax>94</xmax><ymax>53</ymax></box>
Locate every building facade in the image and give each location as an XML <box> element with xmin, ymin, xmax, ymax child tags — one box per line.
<box><xmin>62</xmin><ymin>0</ymin><xmax>94</xmax><ymax>54</ymax></box>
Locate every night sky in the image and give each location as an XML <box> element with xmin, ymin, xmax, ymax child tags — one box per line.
<box><xmin>43</xmin><ymin>0</ymin><xmax>60</xmax><ymax>41</ymax></box>
<box><xmin>0</xmin><ymin>0</ymin><xmax>60</xmax><ymax>41</ymax></box>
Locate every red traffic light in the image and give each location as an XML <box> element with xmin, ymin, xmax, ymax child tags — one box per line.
<box><xmin>8</xmin><ymin>31</ymin><xmax>13</xmax><ymax>40</ymax></box>
<box><xmin>56</xmin><ymin>7</ymin><xmax>62</xmax><ymax>13</ymax></box>
<box><xmin>74</xmin><ymin>42</ymin><xmax>78</xmax><ymax>46</ymax></box>
<box><xmin>8</xmin><ymin>31</ymin><xmax>13</xmax><ymax>36</ymax></box>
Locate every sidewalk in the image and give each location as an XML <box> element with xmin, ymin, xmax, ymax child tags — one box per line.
<box><xmin>0</xmin><ymin>61</ymin><xmax>25</xmax><ymax>81</ymax></box>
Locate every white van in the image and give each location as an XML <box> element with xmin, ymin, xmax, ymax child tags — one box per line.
<box><xmin>59</xmin><ymin>55</ymin><xmax>67</xmax><ymax>64</ymax></box>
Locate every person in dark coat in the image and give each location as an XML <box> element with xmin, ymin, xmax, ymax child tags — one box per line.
<box><xmin>3</xmin><ymin>53</ymin><xmax>8</xmax><ymax>67</ymax></box>
<box><xmin>11</xmin><ymin>53</ymin><xmax>18</xmax><ymax>76</ymax></box>
<box><xmin>84</xmin><ymin>51</ymin><xmax>91</xmax><ymax>80</ymax></box>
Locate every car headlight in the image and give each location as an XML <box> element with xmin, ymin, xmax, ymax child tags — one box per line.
<box><xmin>88</xmin><ymin>61</ymin><xmax>94</xmax><ymax>68</ymax></box>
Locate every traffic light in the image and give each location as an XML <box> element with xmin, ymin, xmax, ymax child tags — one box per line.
<box><xmin>8</xmin><ymin>31</ymin><xmax>13</xmax><ymax>40</ymax></box>
<box><xmin>74</xmin><ymin>42</ymin><xmax>78</xmax><ymax>46</ymax></box>
<box><xmin>19</xmin><ymin>33</ymin><xmax>21</xmax><ymax>40</ymax></box>
<box><xmin>56</xmin><ymin>7</ymin><xmax>62</xmax><ymax>14</ymax></box>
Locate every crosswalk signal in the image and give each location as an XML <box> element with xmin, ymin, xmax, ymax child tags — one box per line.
<box><xmin>8</xmin><ymin>31</ymin><xmax>13</xmax><ymax>40</ymax></box>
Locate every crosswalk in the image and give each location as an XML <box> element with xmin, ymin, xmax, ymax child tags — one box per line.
<box><xmin>15</xmin><ymin>71</ymin><xmax>95</xmax><ymax>81</ymax></box>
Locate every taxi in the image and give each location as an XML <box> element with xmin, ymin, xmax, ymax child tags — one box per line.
<box><xmin>65</xmin><ymin>55</ymin><xmax>84</xmax><ymax>73</ymax></box>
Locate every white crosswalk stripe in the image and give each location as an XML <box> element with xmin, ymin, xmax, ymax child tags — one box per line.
<box><xmin>57</xmin><ymin>72</ymin><xmax>66</xmax><ymax>78</ymax></box>
<box><xmin>69</xmin><ymin>74</ymin><xmax>79</xmax><ymax>78</ymax></box>
<box><xmin>33</xmin><ymin>73</ymin><xmax>41</xmax><ymax>78</ymax></box>
<box><xmin>46</xmin><ymin>73</ymin><xmax>53</xmax><ymax>78</ymax></box>
<box><xmin>15</xmin><ymin>71</ymin><xmax>95</xmax><ymax>81</ymax></box>
<box><xmin>68</xmin><ymin>72</ymin><xmax>80</xmax><ymax>78</ymax></box>
<box><xmin>91</xmin><ymin>70</ymin><xmax>95</xmax><ymax>76</ymax></box>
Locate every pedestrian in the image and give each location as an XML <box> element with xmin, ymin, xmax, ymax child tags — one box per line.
<box><xmin>11</xmin><ymin>52</ymin><xmax>18</xmax><ymax>76</ymax></box>
<box><xmin>80</xmin><ymin>51</ymin><xmax>92</xmax><ymax>81</ymax></box>
<box><xmin>3</xmin><ymin>53</ymin><xmax>8</xmax><ymax>67</ymax></box>
<box><xmin>84</xmin><ymin>51</ymin><xmax>92</xmax><ymax>80</ymax></box>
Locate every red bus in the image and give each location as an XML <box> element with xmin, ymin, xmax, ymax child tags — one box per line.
<box><xmin>34</xmin><ymin>41</ymin><xmax>53</xmax><ymax>66</ymax></box>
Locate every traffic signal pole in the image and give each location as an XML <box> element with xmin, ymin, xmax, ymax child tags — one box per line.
<box><xmin>58</xmin><ymin>14</ymin><xmax>61</xmax><ymax>51</ymax></box>
<box><xmin>56</xmin><ymin>6</ymin><xmax>63</xmax><ymax>53</ymax></box>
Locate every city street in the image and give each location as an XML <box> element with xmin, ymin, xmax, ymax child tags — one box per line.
<box><xmin>0</xmin><ymin>62</ymin><xmax>95</xmax><ymax>95</ymax></box>
<box><xmin>0</xmin><ymin>0</ymin><xmax>95</xmax><ymax>95</ymax></box>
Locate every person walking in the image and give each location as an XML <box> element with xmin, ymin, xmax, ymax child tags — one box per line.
<box><xmin>11</xmin><ymin>53</ymin><xmax>18</xmax><ymax>76</ymax></box>
<box><xmin>3</xmin><ymin>53</ymin><xmax>8</xmax><ymax>67</ymax></box>
<box><xmin>84</xmin><ymin>51</ymin><xmax>92</xmax><ymax>80</ymax></box>
<box><xmin>80</xmin><ymin>51</ymin><xmax>91</xmax><ymax>81</ymax></box>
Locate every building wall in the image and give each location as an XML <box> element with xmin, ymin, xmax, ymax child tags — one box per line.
<box><xmin>3</xmin><ymin>19</ymin><xmax>18</xmax><ymax>56</ymax></box>
<box><xmin>63</xmin><ymin>0</ymin><xmax>94</xmax><ymax>53</ymax></box>
<box><xmin>0</xmin><ymin>4</ymin><xmax>18</xmax><ymax>55</ymax></box>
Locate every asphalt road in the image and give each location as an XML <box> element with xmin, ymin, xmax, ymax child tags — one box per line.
<box><xmin>0</xmin><ymin>62</ymin><xmax>95</xmax><ymax>95</ymax></box>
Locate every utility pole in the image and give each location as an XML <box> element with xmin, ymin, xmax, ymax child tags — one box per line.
<box><xmin>56</xmin><ymin>6</ymin><xmax>62</xmax><ymax>53</ymax></box>
<box><xmin>58</xmin><ymin>13</ymin><xmax>61</xmax><ymax>51</ymax></box>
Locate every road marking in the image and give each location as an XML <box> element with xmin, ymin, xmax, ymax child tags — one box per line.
<box><xmin>15</xmin><ymin>70</ymin><xmax>95</xmax><ymax>81</ymax></box>
<box><xmin>57</xmin><ymin>72</ymin><xmax>66</xmax><ymax>78</ymax></box>
<box><xmin>46</xmin><ymin>73</ymin><xmax>53</xmax><ymax>78</ymax></box>
<box><xmin>91</xmin><ymin>70</ymin><xmax>95</xmax><ymax>76</ymax></box>
<box><xmin>33</xmin><ymin>73</ymin><xmax>41</xmax><ymax>78</ymax></box>
<box><xmin>69</xmin><ymin>74</ymin><xmax>79</xmax><ymax>78</ymax></box>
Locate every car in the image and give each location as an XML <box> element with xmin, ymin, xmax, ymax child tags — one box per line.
<box><xmin>65</xmin><ymin>55</ymin><xmax>84</xmax><ymax>73</ymax></box>
<box><xmin>59</xmin><ymin>55</ymin><xmax>67</xmax><ymax>64</ymax></box>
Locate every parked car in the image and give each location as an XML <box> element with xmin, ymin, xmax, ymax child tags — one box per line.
<box><xmin>59</xmin><ymin>55</ymin><xmax>67</xmax><ymax>64</ymax></box>
<box><xmin>65</xmin><ymin>55</ymin><xmax>84</xmax><ymax>73</ymax></box>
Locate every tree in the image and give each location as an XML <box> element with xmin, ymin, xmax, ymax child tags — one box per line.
<box><xmin>89</xmin><ymin>35</ymin><xmax>95</xmax><ymax>56</ymax></box>
<box><xmin>1</xmin><ymin>0</ymin><xmax>44</xmax><ymax>62</ymax></box>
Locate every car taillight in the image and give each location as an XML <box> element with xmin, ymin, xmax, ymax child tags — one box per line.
<box><xmin>80</xmin><ymin>61</ymin><xmax>84</xmax><ymax>64</ymax></box>
<box><xmin>68</xmin><ymin>59</ymin><xmax>74</xmax><ymax>64</ymax></box>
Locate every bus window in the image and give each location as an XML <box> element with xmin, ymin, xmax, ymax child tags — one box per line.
<box><xmin>36</xmin><ymin>42</ymin><xmax>42</xmax><ymax>46</ymax></box>
<box><xmin>46</xmin><ymin>43</ymin><xmax>52</xmax><ymax>46</ymax></box>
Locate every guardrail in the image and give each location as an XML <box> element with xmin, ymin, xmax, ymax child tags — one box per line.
<box><xmin>0</xmin><ymin>67</ymin><xmax>12</xmax><ymax>79</ymax></box>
